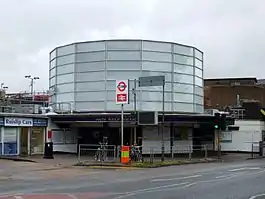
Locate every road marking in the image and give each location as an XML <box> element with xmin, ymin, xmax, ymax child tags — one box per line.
<box><xmin>229</xmin><ymin>168</ymin><xmax>246</xmax><ymax>172</ymax></box>
<box><xmin>215</xmin><ymin>175</ymin><xmax>232</xmax><ymax>179</ymax></box>
<box><xmin>151</xmin><ymin>174</ymin><xmax>202</xmax><ymax>182</ymax></box>
<box><xmin>14</xmin><ymin>196</ymin><xmax>23</xmax><ymax>199</ymax></box>
<box><xmin>249</xmin><ymin>193</ymin><xmax>265</xmax><ymax>199</ymax></box>
<box><xmin>115</xmin><ymin>182</ymin><xmax>190</xmax><ymax>198</ymax></box>
<box><xmin>67</xmin><ymin>194</ymin><xmax>79</xmax><ymax>199</ymax></box>
<box><xmin>229</xmin><ymin>167</ymin><xmax>261</xmax><ymax>172</ymax></box>
<box><xmin>181</xmin><ymin>182</ymin><xmax>197</xmax><ymax>188</ymax></box>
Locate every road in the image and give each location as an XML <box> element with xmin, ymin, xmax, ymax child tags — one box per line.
<box><xmin>0</xmin><ymin>159</ymin><xmax>265</xmax><ymax>198</ymax></box>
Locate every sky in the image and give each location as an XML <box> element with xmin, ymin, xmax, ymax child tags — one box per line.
<box><xmin>0</xmin><ymin>0</ymin><xmax>264</xmax><ymax>93</ymax></box>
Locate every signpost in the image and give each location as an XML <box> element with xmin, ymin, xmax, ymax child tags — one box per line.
<box><xmin>116</xmin><ymin>80</ymin><xmax>129</xmax><ymax>149</ymax></box>
<box><xmin>138</xmin><ymin>75</ymin><xmax>166</xmax><ymax>161</ymax></box>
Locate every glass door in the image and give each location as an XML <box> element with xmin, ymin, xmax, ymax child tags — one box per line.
<box><xmin>20</xmin><ymin>127</ymin><xmax>28</xmax><ymax>156</ymax></box>
<box><xmin>30</xmin><ymin>127</ymin><xmax>44</xmax><ymax>154</ymax></box>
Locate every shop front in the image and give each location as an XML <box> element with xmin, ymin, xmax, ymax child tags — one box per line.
<box><xmin>0</xmin><ymin>116</ymin><xmax>48</xmax><ymax>156</ymax></box>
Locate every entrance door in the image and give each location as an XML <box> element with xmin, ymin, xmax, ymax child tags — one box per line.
<box><xmin>20</xmin><ymin>127</ymin><xmax>29</xmax><ymax>156</ymax></box>
<box><xmin>30</xmin><ymin>127</ymin><xmax>44</xmax><ymax>154</ymax></box>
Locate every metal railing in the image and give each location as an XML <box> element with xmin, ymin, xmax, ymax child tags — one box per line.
<box><xmin>142</xmin><ymin>145</ymin><xmax>209</xmax><ymax>164</ymax></box>
<box><xmin>78</xmin><ymin>144</ymin><xmax>117</xmax><ymax>163</ymax></box>
<box><xmin>77</xmin><ymin>144</ymin><xmax>211</xmax><ymax>164</ymax></box>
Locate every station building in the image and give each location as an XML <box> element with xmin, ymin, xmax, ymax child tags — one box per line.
<box><xmin>48</xmin><ymin>39</ymin><xmax>216</xmax><ymax>154</ymax></box>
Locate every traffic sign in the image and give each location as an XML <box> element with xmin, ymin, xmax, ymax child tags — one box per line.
<box><xmin>116</xmin><ymin>80</ymin><xmax>129</xmax><ymax>104</ymax></box>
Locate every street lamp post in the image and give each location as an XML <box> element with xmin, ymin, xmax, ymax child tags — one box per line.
<box><xmin>25</xmin><ymin>75</ymin><xmax>39</xmax><ymax>113</ymax></box>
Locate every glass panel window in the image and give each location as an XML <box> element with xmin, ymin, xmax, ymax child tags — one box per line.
<box><xmin>76</xmin><ymin>81</ymin><xmax>105</xmax><ymax>92</ymax></box>
<box><xmin>57</xmin><ymin>64</ymin><xmax>75</xmax><ymax>75</ymax></box>
<box><xmin>49</xmin><ymin>77</ymin><xmax>56</xmax><ymax>87</ymax></box>
<box><xmin>173</xmin><ymin>83</ymin><xmax>193</xmax><ymax>94</ymax></box>
<box><xmin>194</xmin><ymin>95</ymin><xmax>203</xmax><ymax>105</ymax></box>
<box><xmin>142</xmin><ymin>71</ymin><xmax>172</xmax><ymax>82</ymax></box>
<box><xmin>56</xmin><ymin>93</ymin><xmax>74</xmax><ymax>102</ymax></box>
<box><xmin>174</xmin><ymin>103</ymin><xmax>193</xmax><ymax>112</ymax></box>
<box><xmin>195</xmin><ymin>86</ymin><xmax>203</xmax><ymax>96</ymax></box>
<box><xmin>57</xmin><ymin>73</ymin><xmax>74</xmax><ymax>84</ymax></box>
<box><xmin>142</xmin><ymin>61</ymin><xmax>172</xmax><ymax>72</ymax></box>
<box><xmin>107</xmin><ymin>51</ymin><xmax>140</xmax><ymax>60</ymax></box>
<box><xmin>174</xmin><ymin>44</ymin><xmax>193</xmax><ymax>56</ymax></box>
<box><xmin>76</xmin><ymin>42</ymin><xmax>105</xmax><ymax>53</ymax></box>
<box><xmin>76</xmin><ymin>62</ymin><xmax>105</xmax><ymax>72</ymax></box>
<box><xmin>50</xmin><ymin>68</ymin><xmax>56</xmax><ymax>78</ymax></box>
<box><xmin>107</xmin><ymin>40</ymin><xmax>141</xmax><ymax>50</ymax></box>
<box><xmin>195</xmin><ymin>67</ymin><xmax>203</xmax><ymax>78</ymax></box>
<box><xmin>50</xmin><ymin>49</ymin><xmax>56</xmax><ymax>60</ymax></box>
<box><xmin>75</xmin><ymin>102</ymin><xmax>105</xmax><ymax>111</ymax></box>
<box><xmin>140</xmin><ymin>102</ymin><xmax>172</xmax><ymax>112</ymax></box>
<box><xmin>195</xmin><ymin>76</ymin><xmax>203</xmax><ymax>86</ymax></box>
<box><xmin>106</xmin><ymin>80</ymin><xmax>116</xmax><ymax>90</ymax></box>
<box><xmin>174</xmin><ymin>64</ymin><xmax>193</xmax><ymax>75</ymax></box>
<box><xmin>76</xmin><ymin>71</ymin><xmax>105</xmax><ymax>82</ymax></box>
<box><xmin>142</xmin><ymin>51</ymin><xmax>172</xmax><ymax>62</ymax></box>
<box><xmin>195</xmin><ymin>49</ymin><xmax>203</xmax><ymax>60</ymax></box>
<box><xmin>174</xmin><ymin>73</ymin><xmax>194</xmax><ymax>84</ymax></box>
<box><xmin>56</xmin><ymin>83</ymin><xmax>74</xmax><ymax>93</ymax></box>
<box><xmin>142</xmin><ymin>41</ymin><xmax>172</xmax><ymax>52</ymax></box>
<box><xmin>140</xmin><ymin>82</ymin><xmax>172</xmax><ymax>92</ymax></box>
<box><xmin>76</xmin><ymin>91</ymin><xmax>105</xmax><ymax>101</ymax></box>
<box><xmin>57</xmin><ymin>44</ymin><xmax>75</xmax><ymax>56</ymax></box>
<box><xmin>194</xmin><ymin>104</ymin><xmax>204</xmax><ymax>113</ymax></box>
<box><xmin>50</xmin><ymin>59</ymin><xmax>56</xmax><ymax>69</ymax></box>
<box><xmin>195</xmin><ymin>58</ymin><xmax>203</xmax><ymax>69</ymax></box>
<box><xmin>106</xmin><ymin>70</ymin><xmax>141</xmax><ymax>80</ymax></box>
<box><xmin>76</xmin><ymin>52</ymin><xmax>105</xmax><ymax>62</ymax></box>
<box><xmin>174</xmin><ymin>54</ymin><xmax>193</xmax><ymax>65</ymax></box>
<box><xmin>106</xmin><ymin>61</ymin><xmax>141</xmax><ymax>70</ymax></box>
<box><xmin>57</xmin><ymin>54</ymin><xmax>75</xmax><ymax>65</ymax></box>
<box><xmin>173</xmin><ymin>93</ymin><xmax>193</xmax><ymax>103</ymax></box>
<box><xmin>141</xmin><ymin>91</ymin><xmax>172</xmax><ymax>102</ymax></box>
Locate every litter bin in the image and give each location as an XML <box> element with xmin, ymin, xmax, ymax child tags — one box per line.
<box><xmin>43</xmin><ymin>142</ymin><xmax>54</xmax><ymax>159</ymax></box>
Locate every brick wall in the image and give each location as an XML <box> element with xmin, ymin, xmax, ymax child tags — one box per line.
<box><xmin>204</xmin><ymin>85</ymin><xmax>265</xmax><ymax>109</ymax></box>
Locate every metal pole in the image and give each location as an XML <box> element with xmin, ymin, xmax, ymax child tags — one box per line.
<box><xmin>161</xmin><ymin>83</ymin><xmax>165</xmax><ymax>162</ymax></box>
<box><xmin>121</xmin><ymin>104</ymin><xmax>124</xmax><ymax>147</ymax></box>
<box><xmin>217</xmin><ymin>129</ymin><xmax>221</xmax><ymax>159</ymax></box>
<box><xmin>133</xmin><ymin>79</ymin><xmax>137</xmax><ymax>145</ymax></box>
<box><xmin>31</xmin><ymin>78</ymin><xmax>34</xmax><ymax>114</ymax></box>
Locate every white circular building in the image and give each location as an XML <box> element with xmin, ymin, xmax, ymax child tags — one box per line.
<box><xmin>49</xmin><ymin>39</ymin><xmax>204</xmax><ymax>113</ymax></box>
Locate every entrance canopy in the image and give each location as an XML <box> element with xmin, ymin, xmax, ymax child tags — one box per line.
<box><xmin>48</xmin><ymin>112</ymin><xmax>224</xmax><ymax>127</ymax></box>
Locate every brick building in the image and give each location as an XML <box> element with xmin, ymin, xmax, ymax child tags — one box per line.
<box><xmin>204</xmin><ymin>77</ymin><xmax>265</xmax><ymax>119</ymax></box>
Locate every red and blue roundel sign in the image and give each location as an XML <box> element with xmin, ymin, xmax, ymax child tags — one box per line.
<box><xmin>117</xmin><ymin>81</ymin><xmax>127</xmax><ymax>92</ymax></box>
<box><xmin>116</xmin><ymin>80</ymin><xmax>129</xmax><ymax>104</ymax></box>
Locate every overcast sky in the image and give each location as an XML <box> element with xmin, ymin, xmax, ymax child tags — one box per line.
<box><xmin>0</xmin><ymin>0</ymin><xmax>264</xmax><ymax>92</ymax></box>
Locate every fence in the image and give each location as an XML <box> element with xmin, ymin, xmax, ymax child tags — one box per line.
<box><xmin>77</xmin><ymin>144</ymin><xmax>211</xmax><ymax>164</ymax></box>
<box><xmin>78</xmin><ymin>144</ymin><xmax>117</xmax><ymax>163</ymax></box>
<box><xmin>141</xmin><ymin>145</ymin><xmax>209</xmax><ymax>164</ymax></box>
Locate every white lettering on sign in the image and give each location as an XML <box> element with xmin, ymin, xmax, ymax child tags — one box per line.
<box><xmin>116</xmin><ymin>80</ymin><xmax>129</xmax><ymax>105</ymax></box>
<box><xmin>4</xmin><ymin>117</ymin><xmax>33</xmax><ymax>127</ymax></box>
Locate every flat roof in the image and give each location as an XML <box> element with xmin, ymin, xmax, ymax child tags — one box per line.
<box><xmin>48</xmin><ymin>112</ymin><xmax>213</xmax><ymax>118</ymax></box>
<box><xmin>0</xmin><ymin>113</ymin><xmax>48</xmax><ymax>118</ymax></box>
<box><xmin>204</xmin><ymin>77</ymin><xmax>257</xmax><ymax>82</ymax></box>
<box><xmin>50</xmin><ymin>39</ymin><xmax>203</xmax><ymax>55</ymax></box>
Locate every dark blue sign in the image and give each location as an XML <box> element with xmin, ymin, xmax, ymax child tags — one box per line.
<box><xmin>33</xmin><ymin>118</ymin><xmax>48</xmax><ymax>127</ymax></box>
<box><xmin>3</xmin><ymin>142</ymin><xmax>17</xmax><ymax>155</ymax></box>
<box><xmin>0</xmin><ymin>118</ymin><xmax>3</xmax><ymax>126</ymax></box>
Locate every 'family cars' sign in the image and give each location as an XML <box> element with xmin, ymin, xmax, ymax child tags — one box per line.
<box><xmin>4</xmin><ymin>117</ymin><xmax>33</xmax><ymax>127</ymax></box>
